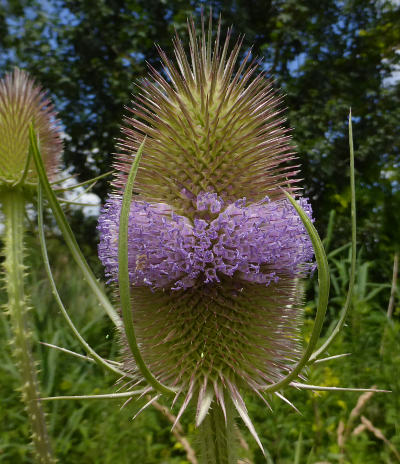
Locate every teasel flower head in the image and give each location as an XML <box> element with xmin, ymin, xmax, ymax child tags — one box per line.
<box><xmin>98</xmin><ymin>18</ymin><xmax>315</xmax><ymax>432</ymax></box>
<box><xmin>0</xmin><ymin>68</ymin><xmax>62</xmax><ymax>192</ymax></box>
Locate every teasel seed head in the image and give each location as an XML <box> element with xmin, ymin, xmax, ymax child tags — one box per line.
<box><xmin>0</xmin><ymin>68</ymin><xmax>62</xmax><ymax>191</ymax></box>
<box><xmin>98</xmin><ymin>18</ymin><xmax>314</xmax><ymax>427</ymax></box>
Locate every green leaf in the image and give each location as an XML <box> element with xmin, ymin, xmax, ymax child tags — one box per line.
<box><xmin>310</xmin><ymin>111</ymin><xmax>357</xmax><ymax>362</ymax></box>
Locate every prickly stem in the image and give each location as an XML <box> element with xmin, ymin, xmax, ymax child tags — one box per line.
<box><xmin>198</xmin><ymin>397</ymin><xmax>238</xmax><ymax>464</ymax></box>
<box><xmin>2</xmin><ymin>190</ymin><xmax>56</xmax><ymax>464</ymax></box>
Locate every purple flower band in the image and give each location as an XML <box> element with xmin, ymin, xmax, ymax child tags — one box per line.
<box><xmin>97</xmin><ymin>192</ymin><xmax>314</xmax><ymax>291</ymax></box>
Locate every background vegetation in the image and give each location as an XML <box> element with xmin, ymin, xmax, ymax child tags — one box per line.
<box><xmin>0</xmin><ymin>1</ymin><xmax>399</xmax><ymax>463</ymax></box>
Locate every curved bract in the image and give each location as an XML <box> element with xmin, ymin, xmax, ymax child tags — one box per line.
<box><xmin>118</xmin><ymin>139</ymin><xmax>176</xmax><ymax>396</ymax></box>
<box><xmin>29</xmin><ymin>125</ymin><xmax>122</xmax><ymax>328</ymax></box>
<box><xmin>262</xmin><ymin>189</ymin><xmax>330</xmax><ymax>393</ymax></box>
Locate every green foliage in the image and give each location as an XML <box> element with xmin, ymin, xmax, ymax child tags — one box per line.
<box><xmin>0</xmin><ymin>1</ymin><xmax>399</xmax><ymax>462</ymax></box>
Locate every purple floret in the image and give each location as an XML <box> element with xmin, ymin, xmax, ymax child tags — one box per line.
<box><xmin>97</xmin><ymin>192</ymin><xmax>315</xmax><ymax>291</ymax></box>
<box><xmin>97</xmin><ymin>194</ymin><xmax>194</xmax><ymax>288</ymax></box>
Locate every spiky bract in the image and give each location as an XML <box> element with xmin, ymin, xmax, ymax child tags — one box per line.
<box><xmin>101</xmin><ymin>19</ymin><xmax>314</xmax><ymax>424</ymax></box>
<box><xmin>0</xmin><ymin>68</ymin><xmax>62</xmax><ymax>189</ymax></box>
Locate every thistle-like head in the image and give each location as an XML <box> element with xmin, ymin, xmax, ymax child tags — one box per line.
<box><xmin>98</xmin><ymin>18</ymin><xmax>315</xmax><ymax>428</ymax></box>
<box><xmin>0</xmin><ymin>68</ymin><xmax>62</xmax><ymax>192</ymax></box>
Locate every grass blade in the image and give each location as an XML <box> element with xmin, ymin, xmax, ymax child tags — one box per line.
<box><xmin>310</xmin><ymin>111</ymin><xmax>356</xmax><ymax>362</ymax></box>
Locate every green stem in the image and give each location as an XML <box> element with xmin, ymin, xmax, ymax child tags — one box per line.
<box><xmin>2</xmin><ymin>190</ymin><xmax>55</xmax><ymax>464</ymax></box>
<box><xmin>198</xmin><ymin>398</ymin><xmax>238</xmax><ymax>464</ymax></box>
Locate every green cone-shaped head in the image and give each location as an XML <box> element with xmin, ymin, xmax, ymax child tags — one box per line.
<box><xmin>0</xmin><ymin>68</ymin><xmax>62</xmax><ymax>190</ymax></box>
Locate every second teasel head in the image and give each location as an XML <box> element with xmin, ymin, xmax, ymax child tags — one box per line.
<box><xmin>0</xmin><ymin>68</ymin><xmax>62</xmax><ymax>194</ymax></box>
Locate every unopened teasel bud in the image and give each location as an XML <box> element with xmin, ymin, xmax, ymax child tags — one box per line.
<box><xmin>0</xmin><ymin>68</ymin><xmax>62</xmax><ymax>191</ymax></box>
